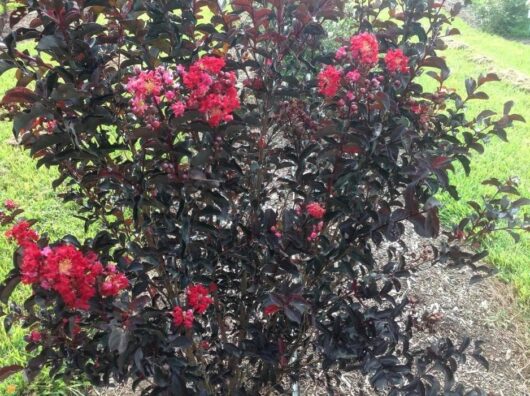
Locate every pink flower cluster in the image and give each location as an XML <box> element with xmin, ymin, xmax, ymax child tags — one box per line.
<box><xmin>126</xmin><ymin>66</ymin><xmax>182</xmax><ymax>129</ymax></box>
<box><xmin>384</xmin><ymin>49</ymin><xmax>410</xmax><ymax>73</ymax></box>
<box><xmin>305</xmin><ymin>203</ymin><xmax>326</xmax><ymax>241</ymax></box>
<box><xmin>350</xmin><ymin>32</ymin><xmax>379</xmax><ymax>66</ymax></box>
<box><xmin>317</xmin><ymin>33</ymin><xmax>410</xmax><ymax>118</ymax></box>
<box><xmin>172</xmin><ymin>283</ymin><xmax>216</xmax><ymax>330</ymax></box>
<box><xmin>318</xmin><ymin>65</ymin><xmax>342</xmax><ymax>97</ymax></box>
<box><xmin>126</xmin><ymin>56</ymin><xmax>239</xmax><ymax>129</ymax></box>
<box><xmin>5</xmin><ymin>221</ymin><xmax>128</xmax><ymax>310</ymax></box>
<box><xmin>306</xmin><ymin>202</ymin><xmax>326</xmax><ymax>219</ymax></box>
<box><xmin>183</xmin><ymin>56</ymin><xmax>240</xmax><ymax>126</ymax></box>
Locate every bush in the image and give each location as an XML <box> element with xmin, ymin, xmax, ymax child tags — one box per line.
<box><xmin>0</xmin><ymin>0</ymin><xmax>528</xmax><ymax>394</ymax></box>
<box><xmin>475</xmin><ymin>0</ymin><xmax>530</xmax><ymax>38</ymax></box>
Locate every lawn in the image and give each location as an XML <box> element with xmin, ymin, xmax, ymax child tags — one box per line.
<box><xmin>428</xmin><ymin>22</ymin><xmax>530</xmax><ymax>303</ymax></box>
<box><xmin>0</xmin><ymin>11</ymin><xmax>528</xmax><ymax>395</ymax></box>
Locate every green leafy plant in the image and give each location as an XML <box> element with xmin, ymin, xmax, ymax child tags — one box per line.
<box><xmin>475</xmin><ymin>0</ymin><xmax>530</xmax><ymax>38</ymax></box>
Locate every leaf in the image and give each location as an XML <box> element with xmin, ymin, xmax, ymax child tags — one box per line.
<box><xmin>507</xmin><ymin>231</ymin><xmax>520</xmax><ymax>243</ymax></box>
<box><xmin>421</xmin><ymin>56</ymin><xmax>448</xmax><ymax>72</ymax></box>
<box><xmin>509</xmin><ymin>114</ymin><xmax>525</xmax><ymax>123</ymax></box>
<box><xmin>469</xmin><ymin>91</ymin><xmax>488</xmax><ymax>100</ymax></box>
<box><xmin>477</xmin><ymin>109</ymin><xmax>496</xmax><ymax>122</ymax></box>
<box><xmin>477</xmin><ymin>73</ymin><xmax>500</xmax><ymax>86</ymax></box>
<box><xmin>109</xmin><ymin>327</ymin><xmax>128</xmax><ymax>354</ymax></box>
<box><xmin>503</xmin><ymin>101</ymin><xmax>514</xmax><ymax>115</ymax></box>
<box><xmin>472</xmin><ymin>353</ymin><xmax>489</xmax><ymax>370</ymax></box>
<box><xmin>469</xmin><ymin>274</ymin><xmax>484</xmax><ymax>285</ymax></box>
<box><xmin>465</xmin><ymin>78</ymin><xmax>476</xmax><ymax>97</ymax></box>
<box><xmin>191</xmin><ymin>149</ymin><xmax>211</xmax><ymax>166</ymax></box>
<box><xmin>0</xmin><ymin>270</ymin><xmax>21</xmax><ymax>304</ymax></box>
<box><xmin>284</xmin><ymin>306</ymin><xmax>302</xmax><ymax>323</ymax></box>
<box><xmin>10</xmin><ymin>7</ymin><xmax>28</xmax><ymax>28</ymax></box>
<box><xmin>172</xmin><ymin>336</ymin><xmax>192</xmax><ymax>348</ymax></box>
<box><xmin>470</xmin><ymin>250</ymin><xmax>488</xmax><ymax>262</ymax></box>
<box><xmin>481</xmin><ymin>178</ymin><xmax>501</xmax><ymax>187</ymax></box>
<box><xmin>0</xmin><ymin>364</ymin><xmax>23</xmax><ymax>381</ymax></box>
<box><xmin>459</xmin><ymin>337</ymin><xmax>471</xmax><ymax>353</ymax></box>
<box><xmin>511</xmin><ymin>198</ymin><xmax>530</xmax><ymax>208</ymax></box>
<box><xmin>467</xmin><ymin>201</ymin><xmax>482</xmax><ymax>214</ymax></box>
<box><xmin>2</xmin><ymin>87</ymin><xmax>38</xmax><ymax>105</ymax></box>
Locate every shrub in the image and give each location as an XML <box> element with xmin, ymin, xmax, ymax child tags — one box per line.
<box><xmin>0</xmin><ymin>0</ymin><xmax>528</xmax><ymax>394</ymax></box>
<box><xmin>475</xmin><ymin>0</ymin><xmax>530</xmax><ymax>38</ymax></box>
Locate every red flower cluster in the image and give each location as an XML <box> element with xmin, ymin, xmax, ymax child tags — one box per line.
<box><xmin>306</xmin><ymin>202</ymin><xmax>326</xmax><ymax>219</ymax></box>
<box><xmin>126</xmin><ymin>57</ymin><xmax>239</xmax><ymax>129</ymax></box>
<box><xmin>40</xmin><ymin>245</ymin><xmax>106</xmax><ymax>310</ymax></box>
<box><xmin>100</xmin><ymin>272</ymin><xmax>130</xmax><ymax>297</ymax></box>
<box><xmin>20</xmin><ymin>242</ymin><xmax>44</xmax><ymax>284</ymax></box>
<box><xmin>4</xmin><ymin>199</ymin><xmax>18</xmax><ymax>211</ymax></box>
<box><xmin>126</xmin><ymin>66</ymin><xmax>181</xmax><ymax>129</ymax></box>
<box><xmin>5</xmin><ymin>220</ymin><xmax>39</xmax><ymax>246</ymax></box>
<box><xmin>317</xmin><ymin>65</ymin><xmax>341</xmax><ymax>97</ymax></box>
<box><xmin>183</xmin><ymin>56</ymin><xmax>240</xmax><ymax>126</ymax></box>
<box><xmin>28</xmin><ymin>330</ymin><xmax>42</xmax><ymax>343</ymax></box>
<box><xmin>187</xmin><ymin>284</ymin><xmax>214</xmax><ymax>314</ymax></box>
<box><xmin>6</xmin><ymin>222</ymin><xmax>128</xmax><ymax>310</ymax></box>
<box><xmin>172</xmin><ymin>283</ymin><xmax>215</xmax><ymax>330</ymax></box>
<box><xmin>384</xmin><ymin>48</ymin><xmax>409</xmax><ymax>73</ymax></box>
<box><xmin>172</xmin><ymin>306</ymin><xmax>195</xmax><ymax>329</ymax></box>
<box><xmin>350</xmin><ymin>32</ymin><xmax>379</xmax><ymax>65</ymax></box>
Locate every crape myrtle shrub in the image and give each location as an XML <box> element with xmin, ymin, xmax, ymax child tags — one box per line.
<box><xmin>0</xmin><ymin>0</ymin><xmax>529</xmax><ymax>394</ymax></box>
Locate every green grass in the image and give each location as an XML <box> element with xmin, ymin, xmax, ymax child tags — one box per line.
<box><xmin>451</xmin><ymin>18</ymin><xmax>530</xmax><ymax>76</ymax></box>
<box><xmin>0</xmin><ymin>69</ymin><xmax>87</xmax><ymax>394</ymax></box>
<box><xmin>429</xmin><ymin>20</ymin><xmax>530</xmax><ymax>303</ymax></box>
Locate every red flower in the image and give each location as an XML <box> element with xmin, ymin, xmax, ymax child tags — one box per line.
<box><xmin>263</xmin><ymin>304</ymin><xmax>280</xmax><ymax>316</ymax></box>
<box><xmin>350</xmin><ymin>32</ymin><xmax>379</xmax><ymax>65</ymax></box>
<box><xmin>318</xmin><ymin>65</ymin><xmax>341</xmax><ymax>97</ymax></box>
<box><xmin>384</xmin><ymin>49</ymin><xmax>409</xmax><ymax>73</ymax></box>
<box><xmin>4</xmin><ymin>199</ymin><xmax>18</xmax><ymax>211</ymax></box>
<box><xmin>172</xmin><ymin>306</ymin><xmax>194</xmax><ymax>329</ymax></box>
<box><xmin>196</xmin><ymin>56</ymin><xmax>226</xmax><ymax>74</ymax></box>
<box><xmin>28</xmin><ymin>330</ymin><xmax>42</xmax><ymax>343</ymax></box>
<box><xmin>41</xmin><ymin>244</ymin><xmax>104</xmax><ymax>310</ymax></box>
<box><xmin>100</xmin><ymin>272</ymin><xmax>129</xmax><ymax>297</ymax></box>
<box><xmin>184</xmin><ymin>58</ymin><xmax>240</xmax><ymax>126</ymax></box>
<box><xmin>186</xmin><ymin>284</ymin><xmax>213</xmax><ymax>314</ymax></box>
<box><xmin>20</xmin><ymin>242</ymin><xmax>44</xmax><ymax>284</ymax></box>
<box><xmin>306</xmin><ymin>202</ymin><xmax>326</xmax><ymax>219</ymax></box>
<box><xmin>5</xmin><ymin>220</ymin><xmax>39</xmax><ymax>246</ymax></box>
<box><xmin>345</xmin><ymin>70</ymin><xmax>361</xmax><ymax>83</ymax></box>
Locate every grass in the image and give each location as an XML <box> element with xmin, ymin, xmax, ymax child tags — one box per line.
<box><xmin>451</xmin><ymin>18</ymin><xmax>530</xmax><ymax>76</ymax></box>
<box><xmin>424</xmin><ymin>21</ymin><xmax>530</xmax><ymax>303</ymax></box>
